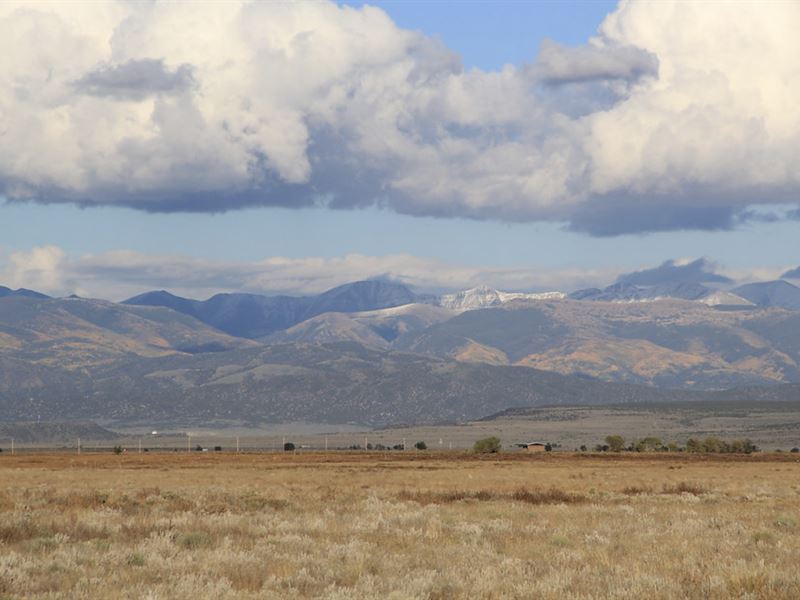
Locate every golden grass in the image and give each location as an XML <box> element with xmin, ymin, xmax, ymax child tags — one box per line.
<box><xmin>1</xmin><ymin>452</ymin><xmax>799</xmax><ymax>599</ymax></box>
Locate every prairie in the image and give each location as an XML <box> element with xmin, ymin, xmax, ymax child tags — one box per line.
<box><xmin>1</xmin><ymin>452</ymin><xmax>799</xmax><ymax>599</ymax></box>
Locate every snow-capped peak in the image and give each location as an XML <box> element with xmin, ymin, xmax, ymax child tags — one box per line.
<box><xmin>438</xmin><ymin>286</ymin><xmax>565</xmax><ymax>311</ymax></box>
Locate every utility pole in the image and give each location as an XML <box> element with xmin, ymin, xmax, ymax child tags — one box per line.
<box><xmin>11</xmin><ymin>438</ymin><xmax>14</xmax><ymax>455</ymax></box>
<box><xmin>364</xmin><ymin>436</ymin><xmax>368</xmax><ymax>451</ymax></box>
<box><xmin>187</xmin><ymin>435</ymin><xmax>191</xmax><ymax>453</ymax></box>
<box><xmin>402</xmin><ymin>437</ymin><xmax>406</xmax><ymax>451</ymax></box>
<box><xmin>236</xmin><ymin>436</ymin><xmax>240</xmax><ymax>453</ymax></box>
<box><xmin>77</xmin><ymin>437</ymin><xmax>81</xmax><ymax>455</ymax></box>
<box><xmin>138</xmin><ymin>438</ymin><xmax>142</xmax><ymax>454</ymax></box>
<box><xmin>325</xmin><ymin>437</ymin><xmax>328</xmax><ymax>451</ymax></box>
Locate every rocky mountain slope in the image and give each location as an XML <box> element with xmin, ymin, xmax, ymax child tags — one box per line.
<box><xmin>0</xmin><ymin>295</ymin><xmax>256</xmax><ymax>369</ymax></box>
<box><xmin>124</xmin><ymin>280</ymin><xmax>427</xmax><ymax>338</ymax></box>
<box><xmin>0</xmin><ymin>339</ymin><xmax>747</xmax><ymax>427</ymax></box>
<box><xmin>394</xmin><ymin>299</ymin><xmax>800</xmax><ymax>388</ymax></box>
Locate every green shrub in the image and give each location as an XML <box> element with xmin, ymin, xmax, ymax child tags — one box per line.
<box><xmin>473</xmin><ymin>436</ymin><xmax>501</xmax><ymax>454</ymax></box>
<box><xmin>414</xmin><ymin>441</ymin><xmax>427</xmax><ymax>450</ymax></box>
<box><xmin>605</xmin><ymin>435</ymin><xmax>625</xmax><ymax>452</ymax></box>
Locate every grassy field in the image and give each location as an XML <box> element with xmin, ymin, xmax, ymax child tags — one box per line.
<box><xmin>2</xmin><ymin>452</ymin><xmax>800</xmax><ymax>599</ymax></box>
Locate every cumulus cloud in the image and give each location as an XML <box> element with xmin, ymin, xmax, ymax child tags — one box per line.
<box><xmin>616</xmin><ymin>258</ymin><xmax>733</xmax><ymax>287</ymax></box>
<box><xmin>0</xmin><ymin>246</ymin><xmax>619</xmax><ymax>301</ymax></box>
<box><xmin>2</xmin><ymin>246</ymin><xmax>67</xmax><ymax>293</ymax></box>
<box><xmin>1</xmin><ymin>1</ymin><xmax>799</xmax><ymax>233</ymax></box>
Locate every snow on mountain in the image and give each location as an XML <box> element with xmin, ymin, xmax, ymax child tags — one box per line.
<box><xmin>697</xmin><ymin>291</ymin><xmax>754</xmax><ymax>307</ymax></box>
<box><xmin>438</xmin><ymin>286</ymin><xmax>566</xmax><ymax>311</ymax></box>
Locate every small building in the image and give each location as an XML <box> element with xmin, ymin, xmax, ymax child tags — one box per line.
<box><xmin>518</xmin><ymin>442</ymin><xmax>547</xmax><ymax>453</ymax></box>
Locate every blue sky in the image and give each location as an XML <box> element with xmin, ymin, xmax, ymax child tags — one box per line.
<box><xmin>1</xmin><ymin>1</ymin><xmax>798</xmax><ymax>298</ymax></box>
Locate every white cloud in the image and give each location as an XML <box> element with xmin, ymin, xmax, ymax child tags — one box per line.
<box><xmin>1</xmin><ymin>1</ymin><xmax>799</xmax><ymax>233</ymax></box>
<box><xmin>3</xmin><ymin>246</ymin><xmax>66</xmax><ymax>292</ymax></box>
<box><xmin>0</xmin><ymin>246</ymin><xmax>619</xmax><ymax>300</ymax></box>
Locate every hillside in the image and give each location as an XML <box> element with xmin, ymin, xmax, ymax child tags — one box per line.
<box><xmin>394</xmin><ymin>299</ymin><xmax>800</xmax><ymax>388</ymax></box>
<box><xmin>0</xmin><ymin>296</ymin><xmax>257</xmax><ymax>369</ymax></box>
<box><xmin>0</xmin><ymin>339</ymin><xmax>729</xmax><ymax>427</ymax></box>
<box><xmin>124</xmin><ymin>280</ymin><xmax>428</xmax><ymax>339</ymax></box>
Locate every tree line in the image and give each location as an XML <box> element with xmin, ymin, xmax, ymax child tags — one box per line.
<box><xmin>590</xmin><ymin>435</ymin><xmax>766</xmax><ymax>454</ymax></box>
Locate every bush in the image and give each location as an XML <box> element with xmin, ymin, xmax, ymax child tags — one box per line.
<box><xmin>213</xmin><ymin>446</ymin><xmax>222</xmax><ymax>452</ymax></box>
<box><xmin>414</xmin><ymin>441</ymin><xmax>427</xmax><ymax>450</ymax></box>
<box><xmin>791</xmin><ymin>447</ymin><xmax>799</xmax><ymax>453</ymax></box>
<box><xmin>473</xmin><ymin>437</ymin><xmax>501</xmax><ymax>454</ymax></box>
<box><xmin>112</xmin><ymin>446</ymin><xmax>123</xmax><ymax>455</ymax></box>
<box><xmin>635</xmin><ymin>437</ymin><xmax>662</xmax><ymax>452</ymax></box>
<box><xmin>605</xmin><ymin>435</ymin><xmax>625</xmax><ymax>452</ymax></box>
<box><xmin>283</xmin><ymin>442</ymin><xmax>295</xmax><ymax>452</ymax></box>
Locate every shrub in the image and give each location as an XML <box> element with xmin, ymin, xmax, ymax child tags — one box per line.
<box><xmin>635</xmin><ymin>437</ymin><xmax>662</xmax><ymax>452</ymax></box>
<box><xmin>662</xmin><ymin>481</ymin><xmax>708</xmax><ymax>496</ymax></box>
<box><xmin>686</xmin><ymin>438</ymin><xmax>702</xmax><ymax>453</ymax></box>
<box><xmin>414</xmin><ymin>441</ymin><xmax>427</xmax><ymax>450</ymax></box>
<box><xmin>194</xmin><ymin>445</ymin><xmax>204</xmax><ymax>452</ymax></box>
<box><xmin>605</xmin><ymin>435</ymin><xmax>625</xmax><ymax>452</ymax></box>
<box><xmin>473</xmin><ymin>436</ymin><xmax>501</xmax><ymax>454</ymax></box>
<box><xmin>512</xmin><ymin>487</ymin><xmax>585</xmax><ymax>505</ymax></box>
<box><xmin>177</xmin><ymin>531</ymin><xmax>213</xmax><ymax>550</ymax></box>
<box><xmin>112</xmin><ymin>446</ymin><xmax>123</xmax><ymax>455</ymax></box>
<box><xmin>283</xmin><ymin>442</ymin><xmax>296</xmax><ymax>452</ymax></box>
<box><xmin>791</xmin><ymin>447</ymin><xmax>799</xmax><ymax>453</ymax></box>
<box><xmin>213</xmin><ymin>446</ymin><xmax>222</xmax><ymax>452</ymax></box>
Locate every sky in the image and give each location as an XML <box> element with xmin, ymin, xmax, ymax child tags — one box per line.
<box><xmin>1</xmin><ymin>0</ymin><xmax>799</xmax><ymax>299</ymax></box>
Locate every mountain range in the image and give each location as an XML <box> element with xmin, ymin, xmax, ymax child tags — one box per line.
<box><xmin>3</xmin><ymin>276</ymin><xmax>800</xmax><ymax>427</ymax></box>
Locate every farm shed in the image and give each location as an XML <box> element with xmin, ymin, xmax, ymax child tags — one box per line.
<box><xmin>518</xmin><ymin>442</ymin><xmax>547</xmax><ymax>453</ymax></box>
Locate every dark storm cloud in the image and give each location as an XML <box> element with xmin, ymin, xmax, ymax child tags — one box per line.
<box><xmin>73</xmin><ymin>59</ymin><xmax>195</xmax><ymax>101</ymax></box>
<box><xmin>566</xmin><ymin>198</ymin><xmax>739</xmax><ymax>237</ymax></box>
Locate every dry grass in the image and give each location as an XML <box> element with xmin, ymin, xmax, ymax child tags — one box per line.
<box><xmin>1</xmin><ymin>451</ymin><xmax>799</xmax><ymax>598</ymax></box>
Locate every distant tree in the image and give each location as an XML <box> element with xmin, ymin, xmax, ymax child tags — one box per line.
<box><xmin>667</xmin><ymin>442</ymin><xmax>680</xmax><ymax>452</ymax></box>
<box><xmin>195</xmin><ymin>445</ymin><xmax>204</xmax><ymax>452</ymax></box>
<box><xmin>544</xmin><ymin>443</ymin><xmax>553</xmax><ymax>452</ymax></box>
<box><xmin>791</xmin><ymin>447</ymin><xmax>799</xmax><ymax>453</ymax></box>
<box><xmin>414</xmin><ymin>441</ymin><xmax>427</xmax><ymax>450</ymax></box>
<box><xmin>213</xmin><ymin>446</ymin><xmax>222</xmax><ymax>452</ymax></box>
<box><xmin>113</xmin><ymin>445</ymin><xmax>123</xmax><ymax>455</ymax></box>
<box><xmin>579</xmin><ymin>445</ymin><xmax>588</xmax><ymax>452</ymax></box>
<box><xmin>730</xmin><ymin>439</ymin><xmax>745</xmax><ymax>454</ymax></box>
<box><xmin>392</xmin><ymin>444</ymin><xmax>404</xmax><ymax>450</ymax></box>
<box><xmin>283</xmin><ymin>442</ymin><xmax>295</xmax><ymax>452</ymax></box>
<box><xmin>702</xmin><ymin>437</ymin><xmax>724</xmax><ymax>453</ymax></box>
<box><xmin>605</xmin><ymin>435</ymin><xmax>625</xmax><ymax>452</ymax></box>
<box><xmin>473</xmin><ymin>436</ymin><xmax>501</xmax><ymax>454</ymax></box>
<box><xmin>686</xmin><ymin>438</ymin><xmax>702</xmax><ymax>453</ymax></box>
<box><xmin>635</xmin><ymin>437</ymin><xmax>662</xmax><ymax>452</ymax></box>
<box><xmin>742</xmin><ymin>439</ymin><xmax>758</xmax><ymax>454</ymax></box>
